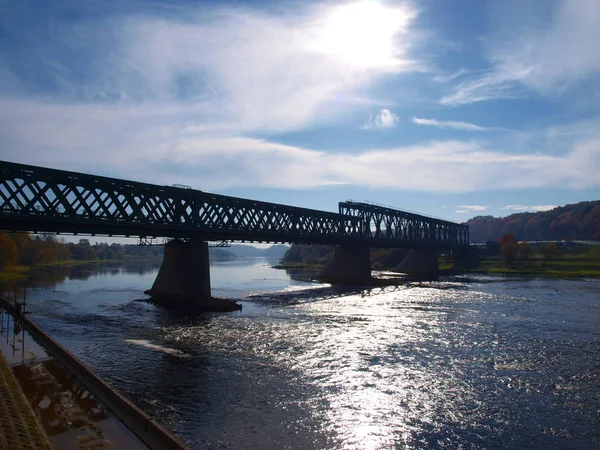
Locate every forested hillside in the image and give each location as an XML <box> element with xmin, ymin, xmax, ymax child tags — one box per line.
<box><xmin>281</xmin><ymin>244</ymin><xmax>409</xmax><ymax>270</ymax></box>
<box><xmin>466</xmin><ymin>200</ymin><xmax>600</xmax><ymax>242</ymax></box>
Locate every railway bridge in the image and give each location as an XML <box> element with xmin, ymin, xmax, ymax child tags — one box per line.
<box><xmin>0</xmin><ymin>161</ymin><xmax>470</xmax><ymax>310</ymax></box>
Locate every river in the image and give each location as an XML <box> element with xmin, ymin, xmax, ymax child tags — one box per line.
<box><xmin>5</xmin><ymin>259</ymin><xmax>600</xmax><ymax>449</ymax></box>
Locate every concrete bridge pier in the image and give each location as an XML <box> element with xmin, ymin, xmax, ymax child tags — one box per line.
<box><xmin>319</xmin><ymin>243</ymin><xmax>372</xmax><ymax>283</ymax></box>
<box><xmin>452</xmin><ymin>246</ymin><xmax>479</xmax><ymax>270</ymax></box>
<box><xmin>145</xmin><ymin>239</ymin><xmax>241</xmax><ymax>312</ymax></box>
<box><xmin>395</xmin><ymin>248</ymin><xmax>439</xmax><ymax>278</ymax></box>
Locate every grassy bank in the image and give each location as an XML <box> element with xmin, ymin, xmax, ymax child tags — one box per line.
<box><xmin>469</xmin><ymin>246</ymin><xmax>600</xmax><ymax>278</ymax></box>
<box><xmin>0</xmin><ymin>259</ymin><xmax>121</xmax><ymax>282</ymax></box>
<box><xmin>275</xmin><ymin>246</ymin><xmax>600</xmax><ymax>279</ymax></box>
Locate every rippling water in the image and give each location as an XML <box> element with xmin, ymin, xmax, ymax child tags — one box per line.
<box><xmin>14</xmin><ymin>259</ymin><xmax>600</xmax><ymax>449</ymax></box>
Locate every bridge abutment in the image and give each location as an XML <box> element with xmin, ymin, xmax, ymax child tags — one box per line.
<box><xmin>319</xmin><ymin>243</ymin><xmax>372</xmax><ymax>283</ymax></box>
<box><xmin>145</xmin><ymin>239</ymin><xmax>241</xmax><ymax>312</ymax></box>
<box><xmin>395</xmin><ymin>248</ymin><xmax>439</xmax><ymax>278</ymax></box>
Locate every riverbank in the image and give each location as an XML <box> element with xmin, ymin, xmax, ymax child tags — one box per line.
<box><xmin>0</xmin><ymin>259</ymin><xmax>122</xmax><ymax>282</ymax></box>
<box><xmin>275</xmin><ymin>251</ymin><xmax>600</xmax><ymax>279</ymax></box>
<box><xmin>467</xmin><ymin>246</ymin><xmax>600</xmax><ymax>278</ymax></box>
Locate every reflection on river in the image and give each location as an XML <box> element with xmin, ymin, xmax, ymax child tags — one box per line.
<box><xmin>7</xmin><ymin>258</ymin><xmax>600</xmax><ymax>449</ymax></box>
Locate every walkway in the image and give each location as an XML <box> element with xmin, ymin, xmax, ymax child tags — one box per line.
<box><xmin>0</xmin><ymin>351</ymin><xmax>53</xmax><ymax>450</ymax></box>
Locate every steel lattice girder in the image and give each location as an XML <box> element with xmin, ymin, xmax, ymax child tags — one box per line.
<box><xmin>0</xmin><ymin>161</ymin><xmax>364</xmax><ymax>244</ymax></box>
<box><xmin>339</xmin><ymin>201</ymin><xmax>469</xmax><ymax>249</ymax></box>
<box><xmin>0</xmin><ymin>161</ymin><xmax>469</xmax><ymax>248</ymax></box>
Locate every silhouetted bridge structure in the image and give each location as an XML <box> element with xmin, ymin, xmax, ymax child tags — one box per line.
<box><xmin>1</xmin><ymin>161</ymin><xmax>470</xmax><ymax>310</ymax></box>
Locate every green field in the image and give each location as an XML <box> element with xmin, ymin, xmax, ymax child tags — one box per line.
<box><xmin>459</xmin><ymin>244</ymin><xmax>600</xmax><ymax>278</ymax></box>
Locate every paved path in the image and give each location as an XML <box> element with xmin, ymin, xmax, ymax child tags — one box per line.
<box><xmin>0</xmin><ymin>351</ymin><xmax>53</xmax><ymax>450</ymax></box>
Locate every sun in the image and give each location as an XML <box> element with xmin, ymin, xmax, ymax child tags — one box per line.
<box><xmin>314</xmin><ymin>0</ymin><xmax>415</xmax><ymax>70</ymax></box>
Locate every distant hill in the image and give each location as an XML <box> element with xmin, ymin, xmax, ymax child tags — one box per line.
<box><xmin>228</xmin><ymin>244</ymin><xmax>263</xmax><ymax>257</ymax></box>
<box><xmin>229</xmin><ymin>244</ymin><xmax>289</xmax><ymax>262</ymax></box>
<box><xmin>465</xmin><ymin>200</ymin><xmax>600</xmax><ymax>242</ymax></box>
<box><xmin>263</xmin><ymin>244</ymin><xmax>290</xmax><ymax>261</ymax></box>
<box><xmin>209</xmin><ymin>248</ymin><xmax>236</xmax><ymax>261</ymax></box>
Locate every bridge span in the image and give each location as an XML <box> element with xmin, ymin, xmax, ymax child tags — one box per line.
<box><xmin>1</xmin><ymin>161</ymin><xmax>471</xmax><ymax>310</ymax></box>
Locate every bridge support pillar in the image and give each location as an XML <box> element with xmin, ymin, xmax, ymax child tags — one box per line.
<box><xmin>319</xmin><ymin>243</ymin><xmax>372</xmax><ymax>283</ymax></box>
<box><xmin>395</xmin><ymin>248</ymin><xmax>439</xmax><ymax>278</ymax></box>
<box><xmin>452</xmin><ymin>246</ymin><xmax>479</xmax><ymax>270</ymax></box>
<box><xmin>145</xmin><ymin>239</ymin><xmax>241</xmax><ymax>312</ymax></box>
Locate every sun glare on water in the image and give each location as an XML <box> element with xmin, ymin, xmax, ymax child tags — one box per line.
<box><xmin>313</xmin><ymin>0</ymin><xmax>415</xmax><ymax>70</ymax></box>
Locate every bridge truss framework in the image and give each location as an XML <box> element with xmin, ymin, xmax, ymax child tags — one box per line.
<box><xmin>0</xmin><ymin>161</ymin><xmax>468</xmax><ymax>249</ymax></box>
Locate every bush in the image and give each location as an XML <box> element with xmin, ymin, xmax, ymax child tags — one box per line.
<box><xmin>0</xmin><ymin>234</ymin><xmax>18</xmax><ymax>269</ymax></box>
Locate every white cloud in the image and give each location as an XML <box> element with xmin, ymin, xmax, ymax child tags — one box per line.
<box><xmin>431</xmin><ymin>68</ymin><xmax>468</xmax><ymax>83</ymax></box>
<box><xmin>362</xmin><ymin>109</ymin><xmax>399</xmax><ymax>130</ymax></box>
<box><xmin>0</xmin><ymin>2</ymin><xmax>421</xmax><ymax>134</ymax></box>
<box><xmin>1</xmin><ymin>2</ymin><xmax>599</xmax><ymax>197</ymax></box>
<box><xmin>411</xmin><ymin>117</ymin><xmax>488</xmax><ymax>131</ymax></box>
<box><xmin>455</xmin><ymin>205</ymin><xmax>489</xmax><ymax>214</ymax></box>
<box><xmin>457</xmin><ymin>205</ymin><xmax>489</xmax><ymax>211</ymax></box>
<box><xmin>503</xmin><ymin>205</ymin><xmax>558</xmax><ymax>212</ymax></box>
<box><xmin>440</xmin><ymin>72</ymin><xmax>524</xmax><ymax>106</ymax></box>
<box><xmin>1</xmin><ymin>100</ymin><xmax>599</xmax><ymax>193</ymax></box>
<box><xmin>441</xmin><ymin>0</ymin><xmax>600</xmax><ymax>105</ymax></box>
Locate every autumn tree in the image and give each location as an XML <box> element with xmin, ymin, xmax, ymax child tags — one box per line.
<box><xmin>499</xmin><ymin>234</ymin><xmax>518</xmax><ymax>266</ymax></box>
<box><xmin>540</xmin><ymin>243</ymin><xmax>559</xmax><ymax>266</ymax></box>
<box><xmin>53</xmin><ymin>242</ymin><xmax>71</xmax><ymax>261</ymax></box>
<box><xmin>10</xmin><ymin>232</ymin><xmax>32</xmax><ymax>253</ymax></box>
<box><xmin>68</xmin><ymin>239</ymin><xmax>97</xmax><ymax>260</ymax></box>
<box><xmin>18</xmin><ymin>237</ymin><xmax>46</xmax><ymax>265</ymax></box>
<box><xmin>518</xmin><ymin>242</ymin><xmax>532</xmax><ymax>262</ymax></box>
<box><xmin>0</xmin><ymin>233</ymin><xmax>18</xmax><ymax>269</ymax></box>
<box><xmin>35</xmin><ymin>247</ymin><xmax>55</xmax><ymax>265</ymax></box>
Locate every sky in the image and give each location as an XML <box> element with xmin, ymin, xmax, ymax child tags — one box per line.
<box><xmin>1</xmin><ymin>0</ymin><xmax>599</xmax><ymax>226</ymax></box>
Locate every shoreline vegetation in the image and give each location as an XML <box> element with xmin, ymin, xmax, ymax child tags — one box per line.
<box><xmin>277</xmin><ymin>242</ymin><xmax>600</xmax><ymax>279</ymax></box>
<box><xmin>2</xmin><ymin>248</ymin><xmax>598</xmax><ymax>284</ymax></box>
<box><xmin>2</xmin><ymin>230</ymin><xmax>598</xmax><ymax>283</ymax></box>
<box><xmin>464</xmin><ymin>253</ymin><xmax>600</xmax><ymax>278</ymax></box>
<box><xmin>0</xmin><ymin>231</ymin><xmax>250</xmax><ymax>283</ymax></box>
<box><xmin>0</xmin><ymin>257</ymin><xmax>159</xmax><ymax>282</ymax></box>
<box><xmin>468</xmin><ymin>238</ymin><xmax>600</xmax><ymax>278</ymax></box>
<box><xmin>0</xmin><ymin>259</ymin><xmax>111</xmax><ymax>282</ymax></box>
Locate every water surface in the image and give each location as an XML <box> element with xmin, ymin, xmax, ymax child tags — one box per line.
<box><xmin>10</xmin><ymin>259</ymin><xmax>600</xmax><ymax>449</ymax></box>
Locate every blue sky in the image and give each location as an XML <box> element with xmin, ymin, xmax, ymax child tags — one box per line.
<box><xmin>1</xmin><ymin>0</ymin><xmax>599</xmax><ymax>223</ymax></box>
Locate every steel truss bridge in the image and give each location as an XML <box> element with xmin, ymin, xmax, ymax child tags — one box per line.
<box><xmin>0</xmin><ymin>161</ymin><xmax>469</xmax><ymax>249</ymax></box>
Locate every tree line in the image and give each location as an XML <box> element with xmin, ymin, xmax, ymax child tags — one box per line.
<box><xmin>495</xmin><ymin>234</ymin><xmax>563</xmax><ymax>267</ymax></box>
<box><xmin>0</xmin><ymin>232</ymin><xmax>164</xmax><ymax>270</ymax></box>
